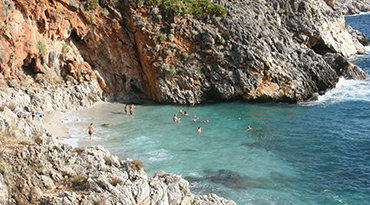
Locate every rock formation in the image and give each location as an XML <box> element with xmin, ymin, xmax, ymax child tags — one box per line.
<box><xmin>0</xmin><ymin>0</ymin><xmax>368</xmax><ymax>105</ymax></box>
<box><xmin>332</xmin><ymin>0</ymin><xmax>370</xmax><ymax>15</ymax></box>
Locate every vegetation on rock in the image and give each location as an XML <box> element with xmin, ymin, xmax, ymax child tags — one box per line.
<box><xmin>135</xmin><ymin>0</ymin><xmax>227</xmax><ymax>18</ymax></box>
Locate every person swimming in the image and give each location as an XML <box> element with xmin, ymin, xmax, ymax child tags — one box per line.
<box><xmin>193</xmin><ymin>119</ymin><xmax>209</xmax><ymax>123</ymax></box>
<box><xmin>197</xmin><ymin>126</ymin><xmax>202</xmax><ymax>134</ymax></box>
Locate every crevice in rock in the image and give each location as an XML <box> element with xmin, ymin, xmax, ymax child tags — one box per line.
<box><xmin>22</xmin><ymin>57</ymin><xmax>38</xmax><ymax>77</ymax></box>
<box><xmin>130</xmin><ymin>78</ymin><xmax>143</xmax><ymax>93</ymax></box>
<box><xmin>311</xmin><ymin>40</ymin><xmax>333</xmax><ymax>55</ymax></box>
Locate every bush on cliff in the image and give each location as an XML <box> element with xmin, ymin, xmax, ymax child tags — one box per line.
<box><xmin>135</xmin><ymin>0</ymin><xmax>226</xmax><ymax>18</ymax></box>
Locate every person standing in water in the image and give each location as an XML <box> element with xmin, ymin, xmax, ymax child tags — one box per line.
<box><xmin>197</xmin><ymin>126</ymin><xmax>202</xmax><ymax>134</ymax></box>
<box><xmin>130</xmin><ymin>104</ymin><xmax>136</xmax><ymax>115</ymax></box>
<box><xmin>173</xmin><ymin>114</ymin><xmax>181</xmax><ymax>123</ymax></box>
<box><xmin>124</xmin><ymin>104</ymin><xmax>128</xmax><ymax>113</ymax></box>
<box><xmin>86</xmin><ymin>123</ymin><xmax>95</xmax><ymax>140</ymax></box>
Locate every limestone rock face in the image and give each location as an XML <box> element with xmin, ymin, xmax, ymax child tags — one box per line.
<box><xmin>0</xmin><ymin>174</ymin><xmax>9</xmax><ymax>205</ymax></box>
<box><xmin>0</xmin><ymin>0</ymin><xmax>368</xmax><ymax>105</ymax></box>
<box><xmin>333</xmin><ymin>0</ymin><xmax>370</xmax><ymax>15</ymax></box>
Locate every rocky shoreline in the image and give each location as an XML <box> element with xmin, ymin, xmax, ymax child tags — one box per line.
<box><xmin>0</xmin><ymin>82</ymin><xmax>236</xmax><ymax>204</ymax></box>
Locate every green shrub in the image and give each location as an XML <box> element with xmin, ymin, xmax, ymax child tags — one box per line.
<box><xmin>102</xmin><ymin>7</ymin><xmax>109</xmax><ymax>16</ymax></box>
<box><xmin>181</xmin><ymin>52</ymin><xmax>188</xmax><ymax>59</ymax></box>
<box><xmin>86</xmin><ymin>0</ymin><xmax>99</xmax><ymax>11</ymax></box>
<box><xmin>196</xmin><ymin>68</ymin><xmax>201</xmax><ymax>74</ymax></box>
<box><xmin>159</xmin><ymin>33</ymin><xmax>167</xmax><ymax>42</ymax></box>
<box><xmin>62</xmin><ymin>44</ymin><xmax>69</xmax><ymax>53</ymax></box>
<box><xmin>37</xmin><ymin>41</ymin><xmax>47</xmax><ymax>56</ymax></box>
<box><xmin>170</xmin><ymin>68</ymin><xmax>177</xmax><ymax>76</ymax></box>
<box><xmin>137</xmin><ymin>0</ymin><xmax>226</xmax><ymax>18</ymax></box>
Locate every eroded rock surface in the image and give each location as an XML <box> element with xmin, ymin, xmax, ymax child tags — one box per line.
<box><xmin>0</xmin><ymin>0</ymin><xmax>368</xmax><ymax>105</ymax></box>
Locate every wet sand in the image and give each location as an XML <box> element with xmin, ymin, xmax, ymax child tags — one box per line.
<box><xmin>43</xmin><ymin>110</ymin><xmax>70</xmax><ymax>140</ymax></box>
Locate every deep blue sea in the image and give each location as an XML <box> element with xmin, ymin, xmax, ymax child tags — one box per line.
<box><xmin>64</xmin><ymin>13</ymin><xmax>370</xmax><ymax>204</ymax></box>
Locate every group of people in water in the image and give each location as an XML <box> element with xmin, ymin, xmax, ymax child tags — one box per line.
<box><xmin>86</xmin><ymin>104</ymin><xmax>136</xmax><ymax>140</ymax></box>
<box><xmin>86</xmin><ymin>104</ymin><xmax>253</xmax><ymax>140</ymax></box>
<box><xmin>124</xmin><ymin>104</ymin><xmax>136</xmax><ymax>115</ymax></box>
<box><xmin>173</xmin><ymin>109</ymin><xmax>210</xmax><ymax>134</ymax></box>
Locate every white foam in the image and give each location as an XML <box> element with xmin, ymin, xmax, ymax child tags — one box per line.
<box><xmin>148</xmin><ymin>149</ymin><xmax>172</xmax><ymax>162</ymax></box>
<box><xmin>316</xmin><ymin>78</ymin><xmax>370</xmax><ymax>104</ymax></box>
<box><xmin>365</xmin><ymin>46</ymin><xmax>370</xmax><ymax>53</ymax></box>
<box><xmin>346</xmin><ymin>12</ymin><xmax>370</xmax><ymax>17</ymax></box>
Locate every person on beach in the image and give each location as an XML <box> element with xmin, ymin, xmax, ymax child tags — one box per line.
<box><xmin>38</xmin><ymin>115</ymin><xmax>44</xmax><ymax>124</ymax></box>
<box><xmin>86</xmin><ymin>123</ymin><xmax>95</xmax><ymax>140</ymax></box>
<box><xmin>173</xmin><ymin>114</ymin><xmax>181</xmax><ymax>123</ymax></box>
<box><xmin>197</xmin><ymin>126</ymin><xmax>202</xmax><ymax>134</ymax></box>
<box><xmin>31</xmin><ymin>108</ymin><xmax>36</xmax><ymax>121</ymax></box>
<box><xmin>124</xmin><ymin>104</ymin><xmax>128</xmax><ymax>113</ymax></box>
<box><xmin>130</xmin><ymin>104</ymin><xmax>136</xmax><ymax>115</ymax></box>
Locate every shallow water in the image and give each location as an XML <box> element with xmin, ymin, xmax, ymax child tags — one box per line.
<box><xmin>63</xmin><ymin>13</ymin><xmax>370</xmax><ymax>204</ymax></box>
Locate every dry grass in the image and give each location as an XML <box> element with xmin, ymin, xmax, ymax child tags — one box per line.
<box><xmin>132</xmin><ymin>160</ymin><xmax>144</xmax><ymax>171</ymax></box>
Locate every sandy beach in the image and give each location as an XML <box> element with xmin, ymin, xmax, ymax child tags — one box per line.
<box><xmin>42</xmin><ymin>101</ymin><xmax>108</xmax><ymax>140</ymax></box>
<box><xmin>43</xmin><ymin>110</ymin><xmax>70</xmax><ymax>140</ymax></box>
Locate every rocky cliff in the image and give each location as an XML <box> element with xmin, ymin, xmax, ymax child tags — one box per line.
<box><xmin>0</xmin><ymin>0</ymin><xmax>368</xmax><ymax>105</ymax></box>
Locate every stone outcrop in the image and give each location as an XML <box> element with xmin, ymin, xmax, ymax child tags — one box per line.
<box><xmin>332</xmin><ymin>0</ymin><xmax>370</xmax><ymax>15</ymax></box>
<box><xmin>0</xmin><ymin>0</ymin><xmax>368</xmax><ymax>105</ymax></box>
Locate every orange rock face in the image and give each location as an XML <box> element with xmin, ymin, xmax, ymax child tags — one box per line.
<box><xmin>0</xmin><ymin>0</ymin><xmax>162</xmax><ymax>99</ymax></box>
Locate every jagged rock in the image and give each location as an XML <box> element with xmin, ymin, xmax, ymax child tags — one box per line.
<box><xmin>333</xmin><ymin>0</ymin><xmax>370</xmax><ymax>15</ymax></box>
<box><xmin>41</xmin><ymin>175</ymin><xmax>55</xmax><ymax>190</ymax></box>
<box><xmin>0</xmin><ymin>174</ymin><xmax>9</xmax><ymax>205</ymax></box>
<box><xmin>347</xmin><ymin>25</ymin><xmax>370</xmax><ymax>46</ymax></box>
<box><xmin>323</xmin><ymin>53</ymin><xmax>367</xmax><ymax>80</ymax></box>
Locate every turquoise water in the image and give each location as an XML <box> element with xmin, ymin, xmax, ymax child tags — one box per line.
<box><xmin>63</xmin><ymin>13</ymin><xmax>370</xmax><ymax>204</ymax></box>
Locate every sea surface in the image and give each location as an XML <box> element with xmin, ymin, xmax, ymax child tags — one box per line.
<box><xmin>63</xmin><ymin>13</ymin><xmax>370</xmax><ymax>204</ymax></box>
